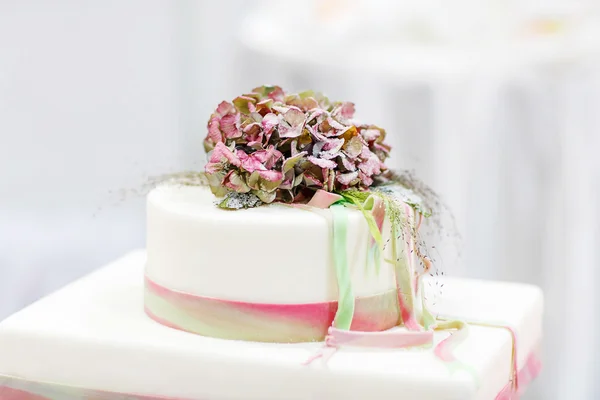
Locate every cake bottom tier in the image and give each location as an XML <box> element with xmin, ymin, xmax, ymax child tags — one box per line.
<box><xmin>0</xmin><ymin>251</ymin><xmax>543</xmax><ymax>400</ymax></box>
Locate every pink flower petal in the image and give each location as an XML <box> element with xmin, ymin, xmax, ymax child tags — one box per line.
<box><xmin>339</xmin><ymin>102</ymin><xmax>355</xmax><ymax>119</ymax></box>
<box><xmin>256</xmin><ymin>98</ymin><xmax>273</xmax><ymax>109</ymax></box>
<box><xmin>207</xmin><ymin>117</ymin><xmax>222</xmax><ymax>143</ymax></box>
<box><xmin>308</xmin><ymin>156</ymin><xmax>337</xmax><ymax>169</ymax></box>
<box><xmin>358</xmin><ymin>171</ymin><xmax>374</xmax><ymax>187</ymax></box>
<box><xmin>258</xmin><ymin>169</ymin><xmax>283</xmax><ymax>182</ymax></box>
<box><xmin>358</xmin><ymin>148</ymin><xmax>382</xmax><ymax>176</ymax></box>
<box><xmin>204</xmin><ymin>162</ymin><xmax>221</xmax><ymax>175</ymax></box>
<box><xmin>243</xmin><ymin>122</ymin><xmax>263</xmax><ymax>143</ymax></box>
<box><xmin>267</xmin><ymin>86</ymin><xmax>285</xmax><ymax>101</ymax></box>
<box><xmin>304</xmin><ymin>172</ymin><xmax>324</xmax><ymax>187</ymax></box>
<box><xmin>340</xmin><ymin>154</ymin><xmax>357</xmax><ymax>171</ymax></box>
<box><xmin>221</xmin><ymin>114</ymin><xmax>241</xmax><ymax>139</ymax></box>
<box><xmin>241</xmin><ymin>154</ymin><xmax>267</xmax><ymax>173</ymax></box>
<box><xmin>216</xmin><ymin>101</ymin><xmax>235</xmax><ymax>116</ymax></box>
<box><xmin>252</xmin><ymin>146</ymin><xmax>283</xmax><ymax>169</ymax></box>
<box><xmin>279</xmin><ymin>122</ymin><xmax>304</xmax><ymax>138</ymax></box>
<box><xmin>326</xmin><ymin>117</ymin><xmax>345</xmax><ymax>131</ymax></box>
<box><xmin>373</xmin><ymin>142</ymin><xmax>391</xmax><ymax>154</ymax></box>
<box><xmin>284</xmin><ymin>108</ymin><xmax>305</xmax><ymax>127</ymax></box>
<box><xmin>320</xmin><ymin>138</ymin><xmax>344</xmax><ymax>159</ymax></box>
<box><xmin>236</xmin><ymin>149</ymin><xmax>248</xmax><ymax>161</ymax></box>
<box><xmin>272</xmin><ymin>105</ymin><xmax>289</xmax><ymax>114</ymax></box>
<box><xmin>337</xmin><ymin>171</ymin><xmax>359</xmax><ymax>185</ymax></box>
<box><xmin>306</xmin><ymin>108</ymin><xmax>326</xmax><ymax>123</ymax></box>
<box><xmin>322</xmin><ymin>138</ymin><xmax>344</xmax><ymax>152</ymax></box>
<box><xmin>306</xmin><ymin>123</ymin><xmax>328</xmax><ymax>142</ymax></box>
<box><xmin>287</xmin><ymin>95</ymin><xmax>319</xmax><ymax>111</ymax></box>
<box><xmin>209</xmin><ymin>142</ymin><xmax>241</xmax><ymax>167</ymax></box>
<box><xmin>279</xmin><ymin>177</ymin><xmax>293</xmax><ymax>190</ymax></box>
<box><xmin>262</xmin><ymin>113</ymin><xmax>279</xmax><ymax>136</ymax></box>
<box><xmin>361</xmin><ymin>128</ymin><xmax>381</xmax><ymax>142</ymax></box>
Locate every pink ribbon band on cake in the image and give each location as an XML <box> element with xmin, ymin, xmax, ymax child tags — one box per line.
<box><xmin>144</xmin><ymin>276</ymin><xmax>402</xmax><ymax>343</ymax></box>
<box><xmin>495</xmin><ymin>352</ymin><xmax>543</xmax><ymax>400</ymax></box>
<box><xmin>326</xmin><ymin>326</ymin><xmax>433</xmax><ymax>348</ymax></box>
<box><xmin>0</xmin><ymin>375</ymin><xmax>194</xmax><ymax>400</ymax></box>
<box><xmin>0</xmin><ymin>351</ymin><xmax>541</xmax><ymax>400</ymax></box>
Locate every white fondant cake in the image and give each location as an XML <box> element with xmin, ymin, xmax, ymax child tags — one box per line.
<box><xmin>147</xmin><ymin>185</ymin><xmax>397</xmax><ymax>303</ymax></box>
<box><xmin>0</xmin><ymin>85</ymin><xmax>544</xmax><ymax>399</ymax></box>
<box><xmin>0</xmin><ymin>251</ymin><xmax>543</xmax><ymax>400</ymax></box>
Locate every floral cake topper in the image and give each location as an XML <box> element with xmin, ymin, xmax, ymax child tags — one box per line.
<box><xmin>204</xmin><ymin>85</ymin><xmax>391</xmax><ymax>209</ymax></box>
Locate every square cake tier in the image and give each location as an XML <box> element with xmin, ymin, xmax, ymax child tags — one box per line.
<box><xmin>0</xmin><ymin>251</ymin><xmax>542</xmax><ymax>400</ymax></box>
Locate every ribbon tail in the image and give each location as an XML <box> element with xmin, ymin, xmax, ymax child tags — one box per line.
<box><xmin>390</xmin><ymin>223</ymin><xmax>420</xmax><ymax>331</ymax></box>
<box><xmin>433</xmin><ymin>320</ymin><xmax>469</xmax><ymax>361</ymax></box>
<box><xmin>331</xmin><ymin>204</ymin><xmax>354</xmax><ymax>330</ymax></box>
<box><xmin>326</xmin><ymin>327</ymin><xmax>433</xmax><ymax>349</ymax></box>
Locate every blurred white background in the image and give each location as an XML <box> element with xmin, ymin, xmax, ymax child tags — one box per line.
<box><xmin>1</xmin><ymin>1</ymin><xmax>599</xmax><ymax>399</ymax></box>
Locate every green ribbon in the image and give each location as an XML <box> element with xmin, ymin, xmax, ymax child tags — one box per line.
<box><xmin>331</xmin><ymin>204</ymin><xmax>354</xmax><ymax>330</ymax></box>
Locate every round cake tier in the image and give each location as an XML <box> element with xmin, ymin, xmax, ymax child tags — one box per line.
<box><xmin>146</xmin><ymin>185</ymin><xmax>397</xmax><ymax>304</ymax></box>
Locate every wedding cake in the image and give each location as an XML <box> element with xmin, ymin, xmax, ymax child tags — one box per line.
<box><xmin>0</xmin><ymin>86</ymin><xmax>543</xmax><ymax>399</ymax></box>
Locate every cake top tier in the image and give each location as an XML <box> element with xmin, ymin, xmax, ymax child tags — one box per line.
<box><xmin>203</xmin><ymin>85</ymin><xmax>393</xmax><ymax>209</ymax></box>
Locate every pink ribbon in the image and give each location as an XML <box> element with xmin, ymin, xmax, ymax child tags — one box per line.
<box><xmin>326</xmin><ymin>326</ymin><xmax>433</xmax><ymax>348</ymax></box>
<box><xmin>495</xmin><ymin>352</ymin><xmax>542</xmax><ymax>400</ymax></box>
<box><xmin>0</xmin><ymin>375</ymin><xmax>194</xmax><ymax>399</ymax></box>
<box><xmin>0</xmin><ymin>350</ymin><xmax>541</xmax><ymax>400</ymax></box>
<box><xmin>145</xmin><ymin>276</ymin><xmax>401</xmax><ymax>343</ymax></box>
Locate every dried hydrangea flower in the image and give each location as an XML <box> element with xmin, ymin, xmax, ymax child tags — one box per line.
<box><xmin>203</xmin><ymin>85</ymin><xmax>391</xmax><ymax>208</ymax></box>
